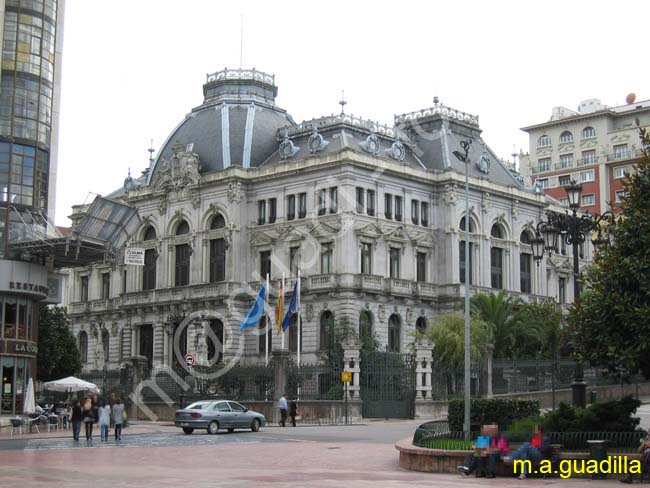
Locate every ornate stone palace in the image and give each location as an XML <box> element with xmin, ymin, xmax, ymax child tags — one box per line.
<box><xmin>64</xmin><ymin>68</ymin><xmax>590</xmax><ymax>373</ymax></box>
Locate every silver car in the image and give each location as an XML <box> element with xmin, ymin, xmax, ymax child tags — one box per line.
<box><xmin>174</xmin><ymin>400</ymin><xmax>266</xmax><ymax>435</ymax></box>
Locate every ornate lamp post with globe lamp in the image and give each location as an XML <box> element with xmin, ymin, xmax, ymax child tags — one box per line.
<box><xmin>530</xmin><ymin>181</ymin><xmax>616</xmax><ymax>407</ymax></box>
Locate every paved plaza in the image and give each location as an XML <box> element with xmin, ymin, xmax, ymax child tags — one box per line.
<box><xmin>1</xmin><ymin>419</ymin><xmax>645</xmax><ymax>488</ymax></box>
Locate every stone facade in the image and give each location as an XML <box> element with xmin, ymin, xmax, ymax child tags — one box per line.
<box><xmin>64</xmin><ymin>68</ymin><xmax>590</xmax><ymax>373</ymax></box>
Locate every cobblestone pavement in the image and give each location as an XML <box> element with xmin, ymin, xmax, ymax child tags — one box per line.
<box><xmin>0</xmin><ymin>420</ymin><xmax>641</xmax><ymax>487</ymax></box>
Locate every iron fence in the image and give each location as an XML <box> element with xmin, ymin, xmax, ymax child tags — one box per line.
<box><xmin>288</xmin><ymin>362</ymin><xmax>342</xmax><ymax>400</ymax></box>
<box><xmin>430</xmin><ymin>365</ymin><xmax>482</xmax><ymax>399</ymax></box>
<box><xmin>79</xmin><ymin>367</ymin><xmax>133</xmax><ymax>401</ymax></box>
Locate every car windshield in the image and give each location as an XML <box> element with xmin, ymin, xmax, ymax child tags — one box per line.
<box><xmin>186</xmin><ymin>402</ymin><xmax>210</xmax><ymax>410</ymax></box>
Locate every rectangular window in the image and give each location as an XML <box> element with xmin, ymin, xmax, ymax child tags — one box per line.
<box><xmin>360</xmin><ymin>242</ymin><xmax>372</xmax><ymax>275</ymax></box>
<box><xmin>538</xmin><ymin>158</ymin><xmax>551</xmax><ymax>172</ymax></box>
<box><xmin>384</xmin><ymin>193</ymin><xmax>392</xmax><ymax>219</ymax></box>
<box><xmin>558</xmin><ymin>175</ymin><xmax>571</xmax><ymax>186</ymax></box>
<box><xmin>175</xmin><ymin>244</ymin><xmax>191</xmax><ymax>286</ymax></box>
<box><xmin>298</xmin><ymin>192</ymin><xmax>307</xmax><ymax>219</ymax></box>
<box><xmin>260</xmin><ymin>251</ymin><xmax>271</xmax><ymax>278</ymax></box>
<box><xmin>559</xmin><ymin>154</ymin><xmax>573</xmax><ymax>168</ymax></box>
<box><xmin>615</xmin><ymin>190</ymin><xmax>628</xmax><ymax>203</ymax></box>
<box><xmin>580</xmin><ymin>170</ymin><xmax>594</xmax><ymax>182</ymax></box>
<box><xmin>614</xmin><ymin>166</ymin><xmax>629</xmax><ymax>179</ymax></box>
<box><xmin>411</xmin><ymin>200</ymin><xmax>419</xmax><ymax>225</ymax></box>
<box><xmin>289</xmin><ymin>246</ymin><xmax>300</xmax><ymax>276</ymax></box>
<box><xmin>490</xmin><ymin>247</ymin><xmax>503</xmax><ymax>289</ymax></box>
<box><xmin>80</xmin><ymin>276</ymin><xmax>88</xmax><ymax>302</ymax></box>
<box><xmin>258</xmin><ymin>200</ymin><xmax>266</xmax><ymax>225</ymax></box>
<box><xmin>209</xmin><ymin>238</ymin><xmax>226</xmax><ymax>282</ymax></box>
<box><xmin>520</xmin><ymin>253</ymin><xmax>532</xmax><ymax>293</ymax></box>
<box><xmin>560</xmin><ymin>239</ymin><xmax>567</xmax><ymax>256</ymax></box>
<box><xmin>395</xmin><ymin>196</ymin><xmax>403</xmax><ymax>221</ymax></box>
<box><xmin>318</xmin><ymin>189</ymin><xmax>326</xmax><ymax>216</ymax></box>
<box><xmin>421</xmin><ymin>202</ymin><xmax>429</xmax><ymax>227</ymax></box>
<box><xmin>4</xmin><ymin>299</ymin><xmax>17</xmax><ymax>339</ymax></box>
<box><xmin>123</xmin><ymin>269</ymin><xmax>127</xmax><ymax>294</ymax></box>
<box><xmin>287</xmin><ymin>195</ymin><xmax>296</xmax><ymax>221</ymax></box>
<box><xmin>366</xmin><ymin>190</ymin><xmax>375</xmax><ymax>216</ymax></box>
<box><xmin>581</xmin><ymin>193</ymin><xmax>595</xmax><ymax>206</ymax></box>
<box><xmin>143</xmin><ymin>249</ymin><xmax>157</xmax><ymax>290</ymax></box>
<box><xmin>537</xmin><ymin>178</ymin><xmax>549</xmax><ymax>189</ymax></box>
<box><xmin>559</xmin><ymin>198</ymin><xmax>569</xmax><ymax>207</ymax></box>
<box><xmin>356</xmin><ymin>187</ymin><xmax>364</xmax><ymax>213</ymax></box>
<box><xmin>558</xmin><ymin>277</ymin><xmax>566</xmax><ymax>304</ymax></box>
<box><xmin>269</xmin><ymin>198</ymin><xmax>277</xmax><ymax>223</ymax></box>
<box><xmin>459</xmin><ymin>241</ymin><xmax>473</xmax><ymax>285</ymax></box>
<box><xmin>321</xmin><ymin>243</ymin><xmax>332</xmax><ymax>274</ymax></box>
<box><xmin>389</xmin><ymin>248</ymin><xmax>400</xmax><ymax>279</ymax></box>
<box><xmin>614</xmin><ymin>144</ymin><xmax>628</xmax><ymax>160</ymax></box>
<box><xmin>582</xmin><ymin>150</ymin><xmax>596</xmax><ymax>165</ymax></box>
<box><xmin>101</xmin><ymin>272</ymin><xmax>110</xmax><ymax>299</ymax></box>
<box><xmin>416</xmin><ymin>252</ymin><xmax>426</xmax><ymax>282</ymax></box>
<box><xmin>329</xmin><ymin>187</ymin><xmax>338</xmax><ymax>213</ymax></box>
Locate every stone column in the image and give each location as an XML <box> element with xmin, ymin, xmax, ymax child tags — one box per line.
<box><xmin>153</xmin><ymin>323</ymin><xmax>165</xmax><ymax>370</ymax></box>
<box><xmin>122</xmin><ymin>324</ymin><xmax>132</xmax><ymax>363</ymax></box>
<box><xmin>414</xmin><ymin>338</ymin><xmax>434</xmax><ymax>418</ymax></box>
<box><xmin>128</xmin><ymin>355</ymin><xmax>149</xmax><ymax>420</ymax></box>
<box><xmin>272</xmin><ymin>349</ymin><xmax>291</xmax><ymax>425</ymax></box>
<box><xmin>342</xmin><ymin>339</ymin><xmax>362</xmax><ymax>421</ymax></box>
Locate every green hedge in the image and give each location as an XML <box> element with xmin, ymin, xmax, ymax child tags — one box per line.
<box><xmin>448</xmin><ymin>398</ymin><xmax>540</xmax><ymax>431</ymax></box>
<box><xmin>542</xmin><ymin>396</ymin><xmax>641</xmax><ymax>432</ymax></box>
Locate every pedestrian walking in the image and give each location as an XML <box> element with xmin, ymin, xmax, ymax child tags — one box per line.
<box><xmin>98</xmin><ymin>400</ymin><xmax>111</xmax><ymax>442</ymax></box>
<box><xmin>82</xmin><ymin>397</ymin><xmax>96</xmax><ymax>441</ymax></box>
<box><xmin>112</xmin><ymin>398</ymin><xmax>124</xmax><ymax>440</ymax></box>
<box><xmin>71</xmin><ymin>400</ymin><xmax>83</xmax><ymax>441</ymax></box>
<box><xmin>289</xmin><ymin>398</ymin><xmax>298</xmax><ymax>427</ymax></box>
<box><xmin>278</xmin><ymin>393</ymin><xmax>288</xmax><ymax>427</ymax></box>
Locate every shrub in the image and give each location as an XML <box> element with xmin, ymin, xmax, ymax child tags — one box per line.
<box><xmin>542</xmin><ymin>396</ymin><xmax>641</xmax><ymax>432</ymax></box>
<box><xmin>448</xmin><ymin>398</ymin><xmax>540</xmax><ymax>432</ymax></box>
<box><xmin>504</xmin><ymin>416</ymin><xmax>544</xmax><ymax>443</ymax></box>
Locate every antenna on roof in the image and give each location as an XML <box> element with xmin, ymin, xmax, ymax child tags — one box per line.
<box><xmin>148</xmin><ymin>139</ymin><xmax>155</xmax><ymax>162</ymax></box>
<box><xmin>339</xmin><ymin>90</ymin><xmax>347</xmax><ymax>115</ymax></box>
<box><xmin>239</xmin><ymin>14</ymin><xmax>244</xmax><ymax>69</ymax></box>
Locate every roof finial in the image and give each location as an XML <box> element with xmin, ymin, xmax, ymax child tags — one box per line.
<box><xmin>339</xmin><ymin>90</ymin><xmax>347</xmax><ymax>115</ymax></box>
<box><xmin>433</xmin><ymin>96</ymin><xmax>440</xmax><ymax>106</ymax></box>
<box><xmin>148</xmin><ymin>139</ymin><xmax>155</xmax><ymax>162</ymax></box>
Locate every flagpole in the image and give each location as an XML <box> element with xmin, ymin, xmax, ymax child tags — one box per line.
<box><xmin>297</xmin><ymin>269</ymin><xmax>301</xmax><ymax>368</ymax></box>
<box><xmin>265</xmin><ymin>273</ymin><xmax>269</xmax><ymax>367</ymax></box>
<box><xmin>281</xmin><ymin>272</ymin><xmax>285</xmax><ymax>350</ymax></box>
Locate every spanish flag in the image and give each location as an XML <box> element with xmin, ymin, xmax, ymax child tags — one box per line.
<box><xmin>276</xmin><ymin>278</ymin><xmax>283</xmax><ymax>335</ymax></box>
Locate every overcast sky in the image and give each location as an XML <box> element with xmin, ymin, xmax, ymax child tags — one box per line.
<box><xmin>54</xmin><ymin>0</ymin><xmax>650</xmax><ymax>226</ymax></box>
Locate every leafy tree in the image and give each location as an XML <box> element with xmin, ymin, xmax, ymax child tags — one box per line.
<box><xmin>471</xmin><ymin>291</ymin><xmax>523</xmax><ymax>358</ymax></box>
<box><xmin>514</xmin><ymin>299</ymin><xmax>563</xmax><ymax>359</ymax></box>
<box><xmin>37</xmin><ymin>306</ymin><xmax>82</xmax><ymax>381</ymax></box>
<box><xmin>569</xmin><ymin>128</ymin><xmax>650</xmax><ymax>379</ymax></box>
<box><xmin>425</xmin><ymin>312</ymin><xmax>490</xmax><ymax>369</ymax></box>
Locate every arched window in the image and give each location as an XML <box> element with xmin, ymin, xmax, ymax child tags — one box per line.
<box><xmin>143</xmin><ymin>225</ymin><xmax>156</xmax><ymax>241</ymax></box>
<box><xmin>459</xmin><ymin>216</ymin><xmax>475</xmax><ymax>233</ymax></box>
<box><xmin>388</xmin><ymin>314</ymin><xmax>401</xmax><ymax>352</ymax></box>
<box><xmin>520</xmin><ymin>230</ymin><xmax>533</xmax><ymax>244</ymax></box>
<box><xmin>288</xmin><ymin>315</ymin><xmax>302</xmax><ymax>353</ymax></box>
<box><xmin>415</xmin><ymin>317</ymin><xmax>427</xmax><ymax>334</ymax></box>
<box><xmin>359</xmin><ymin>310</ymin><xmax>373</xmax><ymax>345</ymax></box>
<box><xmin>520</xmin><ymin>230</ymin><xmax>533</xmax><ymax>293</ymax></box>
<box><xmin>211</xmin><ymin>214</ymin><xmax>226</xmax><ymax>230</ymax></box>
<box><xmin>320</xmin><ymin>311</ymin><xmax>334</xmax><ymax>351</ymax></box>
<box><xmin>559</xmin><ymin>131</ymin><xmax>573</xmax><ymax>143</ymax></box>
<box><xmin>206</xmin><ymin>319</ymin><xmax>224</xmax><ymax>364</ymax></box>
<box><xmin>538</xmin><ymin>135</ymin><xmax>551</xmax><ymax>147</ymax></box>
<box><xmin>491</xmin><ymin>224</ymin><xmax>504</xmax><ymax>239</ymax></box>
<box><xmin>143</xmin><ymin>248</ymin><xmax>157</xmax><ymax>290</ymax></box>
<box><xmin>582</xmin><ymin>126</ymin><xmax>596</xmax><ymax>139</ymax></box>
<box><xmin>258</xmin><ymin>317</ymin><xmax>272</xmax><ymax>356</ymax></box>
<box><xmin>175</xmin><ymin>220</ymin><xmax>190</xmax><ymax>236</ymax></box>
<box><xmin>79</xmin><ymin>331</ymin><xmax>88</xmax><ymax>363</ymax></box>
<box><xmin>101</xmin><ymin>329</ymin><xmax>110</xmax><ymax>362</ymax></box>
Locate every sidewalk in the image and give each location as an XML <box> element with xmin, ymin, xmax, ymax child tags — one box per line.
<box><xmin>0</xmin><ymin>420</ymin><xmax>175</xmax><ymax>441</ymax></box>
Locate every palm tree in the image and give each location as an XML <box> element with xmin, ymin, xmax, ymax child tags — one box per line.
<box><xmin>471</xmin><ymin>291</ymin><xmax>543</xmax><ymax>359</ymax></box>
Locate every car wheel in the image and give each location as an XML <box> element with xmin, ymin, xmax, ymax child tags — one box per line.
<box><xmin>182</xmin><ymin>428</ymin><xmax>193</xmax><ymax>435</ymax></box>
<box><xmin>251</xmin><ymin>418</ymin><xmax>261</xmax><ymax>432</ymax></box>
<box><xmin>207</xmin><ymin>421</ymin><xmax>219</xmax><ymax>435</ymax></box>
<box><xmin>227</xmin><ymin>428</ymin><xmax>234</xmax><ymax>433</ymax></box>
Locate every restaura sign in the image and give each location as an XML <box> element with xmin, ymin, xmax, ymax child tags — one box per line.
<box><xmin>125</xmin><ymin>248</ymin><xmax>145</xmax><ymax>266</ymax></box>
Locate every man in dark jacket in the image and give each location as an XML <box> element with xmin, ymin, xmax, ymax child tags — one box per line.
<box><xmin>71</xmin><ymin>400</ymin><xmax>83</xmax><ymax>441</ymax></box>
<box><xmin>289</xmin><ymin>399</ymin><xmax>298</xmax><ymax>427</ymax></box>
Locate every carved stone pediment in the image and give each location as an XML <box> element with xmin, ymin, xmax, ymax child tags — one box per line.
<box><xmin>354</xmin><ymin>222</ymin><xmax>384</xmax><ymax>239</ymax></box>
<box><xmin>384</xmin><ymin>225</ymin><xmax>412</xmax><ymax>243</ymax></box>
<box><xmin>151</xmin><ymin>145</ymin><xmax>201</xmax><ymax>192</ymax></box>
<box><xmin>409</xmin><ymin>230</ymin><xmax>434</xmax><ymax>248</ymax></box>
<box><xmin>249</xmin><ymin>230</ymin><xmax>274</xmax><ymax>247</ymax></box>
<box><xmin>308</xmin><ymin>221</ymin><xmax>342</xmax><ymax>239</ymax></box>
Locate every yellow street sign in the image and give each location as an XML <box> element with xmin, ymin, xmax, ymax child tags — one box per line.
<box><xmin>341</xmin><ymin>371</ymin><xmax>352</xmax><ymax>383</ymax></box>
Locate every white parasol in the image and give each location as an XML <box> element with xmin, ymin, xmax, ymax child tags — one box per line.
<box><xmin>43</xmin><ymin>376</ymin><xmax>101</xmax><ymax>394</ymax></box>
<box><xmin>22</xmin><ymin>377</ymin><xmax>36</xmax><ymax>415</ymax></box>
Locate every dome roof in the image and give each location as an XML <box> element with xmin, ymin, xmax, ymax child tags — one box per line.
<box><xmin>148</xmin><ymin>68</ymin><xmax>293</xmax><ymax>182</ymax></box>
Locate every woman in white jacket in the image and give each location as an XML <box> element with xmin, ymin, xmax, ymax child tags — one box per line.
<box><xmin>98</xmin><ymin>400</ymin><xmax>111</xmax><ymax>442</ymax></box>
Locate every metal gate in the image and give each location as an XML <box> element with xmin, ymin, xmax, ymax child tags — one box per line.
<box><xmin>360</xmin><ymin>351</ymin><xmax>415</xmax><ymax>419</ymax></box>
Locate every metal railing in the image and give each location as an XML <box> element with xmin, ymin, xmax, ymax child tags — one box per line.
<box><xmin>288</xmin><ymin>363</ymin><xmax>343</xmax><ymax>400</ymax></box>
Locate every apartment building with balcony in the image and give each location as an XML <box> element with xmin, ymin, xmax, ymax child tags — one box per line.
<box><xmin>519</xmin><ymin>97</ymin><xmax>650</xmax><ymax>213</ymax></box>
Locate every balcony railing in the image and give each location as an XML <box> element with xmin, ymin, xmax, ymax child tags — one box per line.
<box><xmin>554</xmin><ymin>162</ymin><xmax>574</xmax><ymax>170</ymax></box>
<box><xmin>577</xmin><ymin>156</ymin><xmax>598</xmax><ymax>166</ymax></box>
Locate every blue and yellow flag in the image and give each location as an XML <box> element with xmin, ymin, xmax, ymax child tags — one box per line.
<box><xmin>240</xmin><ymin>284</ymin><xmax>266</xmax><ymax>331</ymax></box>
<box><xmin>282</xmin><ymin>281</ymin><xmax>298</xmax><ymax>331</ymax></box>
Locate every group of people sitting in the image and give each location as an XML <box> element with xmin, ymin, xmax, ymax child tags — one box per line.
<box><xmin>457</xmin><ymin>424</ymin><xmax>550</xmax><ymax>480</ymax></box>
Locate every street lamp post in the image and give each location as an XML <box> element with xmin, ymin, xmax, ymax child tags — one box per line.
<box><xmin>530</xmin><ymin>181</ymin><xmax>615</xmax><ymax>407</ymax></box>
<box><xmin>453</xmin><ymin>140</ymin><xmax>472</xmax><ymax>436</ymax></box>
